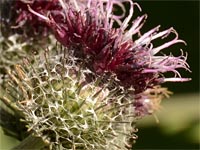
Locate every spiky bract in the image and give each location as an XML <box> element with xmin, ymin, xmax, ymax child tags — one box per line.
<box><xmin>3</xmin><ymin>46</ymin><xmax>137</xmax><ymax>149</ymax></box>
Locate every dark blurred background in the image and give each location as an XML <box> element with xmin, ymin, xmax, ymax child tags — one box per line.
<box><xmin>132</xmin><ymin>0</ymin><xmax>199</xmax><ymax>94</ymax></box>
<box><xmin>131</xmin><ymin>1</ymin><xmax>199</xmax><ymax>149</ymax></box>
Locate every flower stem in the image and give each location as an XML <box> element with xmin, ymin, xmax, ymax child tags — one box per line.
<box><xmin>12</xmin><ymin>135</ymin><xmax>48</xmax><ymax>150</ymax></box>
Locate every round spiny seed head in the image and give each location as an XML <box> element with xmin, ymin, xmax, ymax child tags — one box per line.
<box><xmin>4</xmin><ymin>48</ymin><xmax>137</xmax><ymax>150</ymax></box>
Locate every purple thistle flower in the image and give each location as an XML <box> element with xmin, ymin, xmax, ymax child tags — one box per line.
<box><xmin>18</xmin><ymin>0</ymin><xmax>191</xmax><ymax>116</ymax></box>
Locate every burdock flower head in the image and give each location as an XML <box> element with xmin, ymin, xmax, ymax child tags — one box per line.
<box><xmin>25</xmin><ymin>0</ymin><xmax>191</xmax><ymax>115</ymax></box>
<box><xmin>0</xmin><ymin>0</ymin><xmax>191</xmax><ymax>150</ymax></box>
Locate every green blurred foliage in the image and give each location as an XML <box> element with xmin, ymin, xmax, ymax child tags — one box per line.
<box><xmin>135</xmin><ymin>94</ymin><xmax>199</xmax><ymax>149</ymax></box>
<box><xmin>0</xmin><ymin>128</ymin><xmax>19</xmax><ymax>149</ymax></box>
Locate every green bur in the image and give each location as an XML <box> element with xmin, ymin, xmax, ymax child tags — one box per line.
<box><xmin>0</xmin><ymin>45</ymin><xmax>137</xmax><ymax>149</ymax></box>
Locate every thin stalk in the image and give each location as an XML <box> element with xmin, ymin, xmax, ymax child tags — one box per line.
<box><xmin>12</xmin><ymin>134</ymin><xmax>49</xmax><ymax>150</ymax></box>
